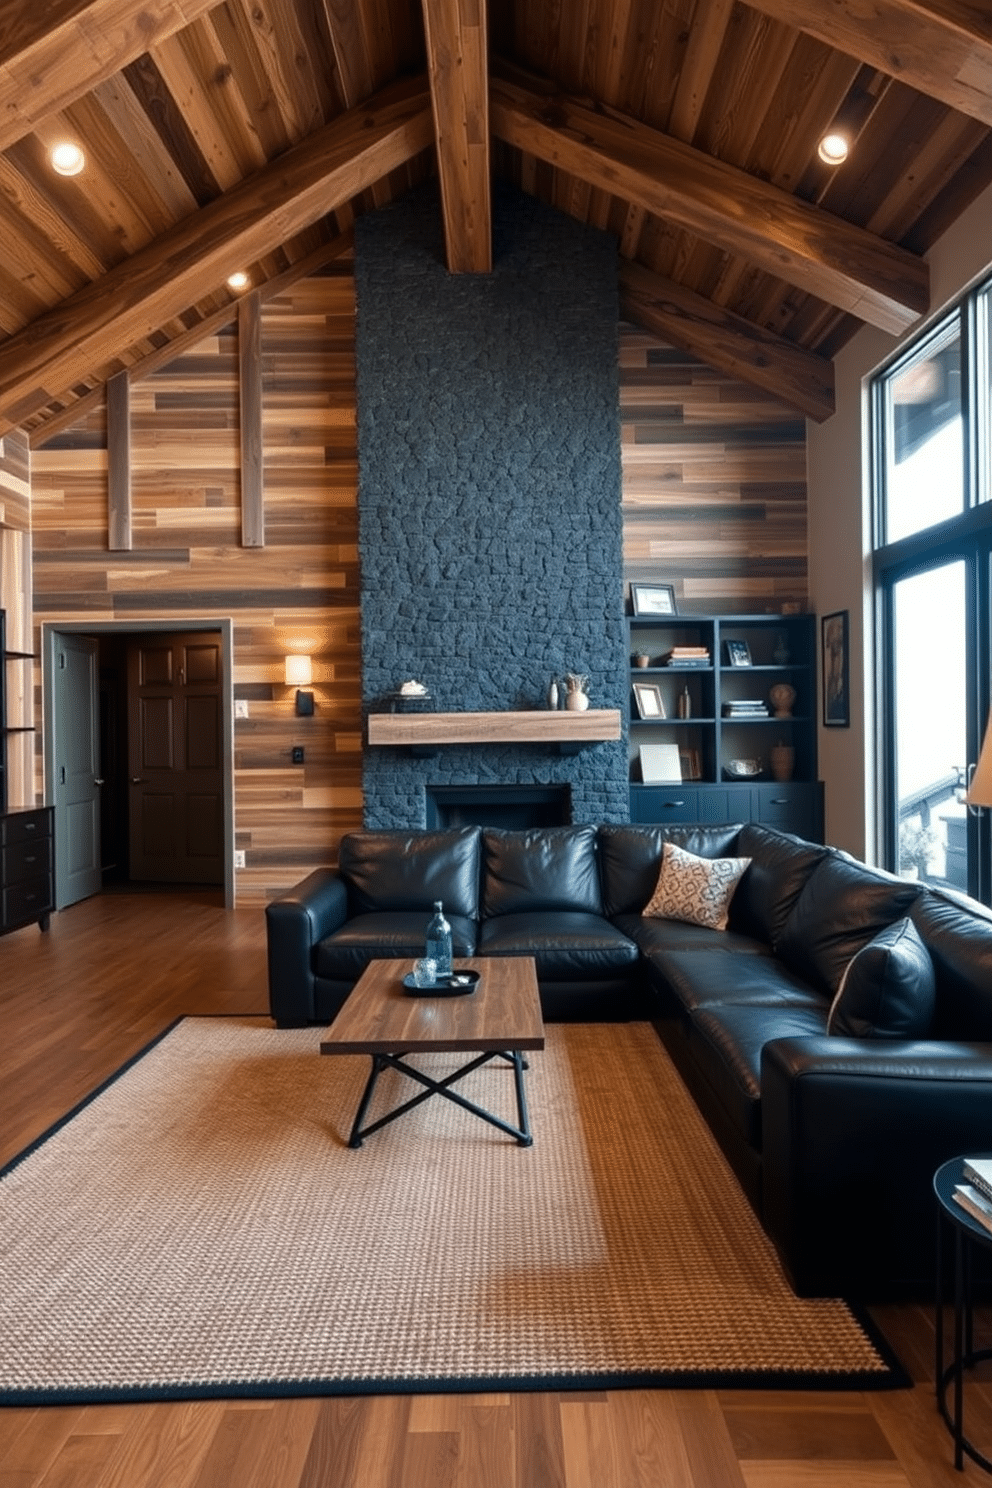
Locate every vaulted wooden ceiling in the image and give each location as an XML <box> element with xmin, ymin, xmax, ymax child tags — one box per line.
<box><xmin>1</xmin><ymin>0</ymin><xmax>990</xmax><ymax>437</ymax></box>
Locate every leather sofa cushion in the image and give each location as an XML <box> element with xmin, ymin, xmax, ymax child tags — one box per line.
<box><xmin>827</xmin><ymin>917</ymin><xmax>936</xmax><ymax>1038</ymax></box>
<box><xmin>339</xmin><ymin>828</ymin><xmax>481</xmax><ymax>918</ymax></box>
<box><xmin>482</xmin><ymin>826</ymin><xmax>602</xmax><ymax>917</ymax></box>
<box><xmin>689</xmin><ymin>1001</ymin><xmax>829</xmax><ymax>1149</ymax></box>
<box><xmin>911</xmin><ymin>887</ymin><xmax>992</xmax><ymax>1039</ymax></box>
<box><xmin>478</xmin><ymin>912</ymin><xmax>639</xmax><ymax>980</ymax></box>
<box><xmin>729</xmin><ymin>824</ymin><xmax>827</xmax><ymax>945</ymax></box>
<box><xmin>650</xmin><ymin>947</ymin><xmax>828</xmax><ymax>1016</ymax></box>
<box><xmin>614</xmin><ymin>912</ymin><xmax>771</xmax><ymax>958</ymax></box>
<box><xmin>775</xmin><ymin>853</ymin><xmax>920</xmax><ymax>996</ymax></box>
<box><xmin>598</xmin><ymin>824</ymin><xmax>742</xmax><ymax>918</ymax></box>
<box><xmin>315</xmin><ymin>911</ymin><xmax>477</xmax><ymax>981</ymax></box>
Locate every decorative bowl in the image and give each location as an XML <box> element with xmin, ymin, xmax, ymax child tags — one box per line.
<box><xmin>725</xmin><ymin>758</ymin><xmax>762</xmax><ymax>779</ymax></box>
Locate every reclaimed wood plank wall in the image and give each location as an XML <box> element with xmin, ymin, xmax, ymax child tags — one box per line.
<box><xmin>30</xmin><ymin>264</ymin><xmax>361</xmax><ymax>905</ymax></box>
<box><xmin>620</xmin><ymin>326</ymin><xmax>809</xmax><ymax>614</ymax></box>
<box><xmin>21</xmin><ymin>271</ymin><xmax>809</xmax><ymax>901</ymax></box>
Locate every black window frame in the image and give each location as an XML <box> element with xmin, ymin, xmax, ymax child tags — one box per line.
<box><xmin>871</xmin><ymin>276</ymin><xmax>992</xmax><ymax>901</ymax></box>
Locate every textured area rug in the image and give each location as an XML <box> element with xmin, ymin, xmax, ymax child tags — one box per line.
<box><xmin>0</xmin><ymin>1017</ymin><xmax>905</xmax><ymax>1403</ymax></box>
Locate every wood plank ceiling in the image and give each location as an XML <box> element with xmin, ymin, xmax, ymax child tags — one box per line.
<box><xmin>1</xmin><ymin>0</ymin><xmax>990</xmax><ymax>433</ymax></box>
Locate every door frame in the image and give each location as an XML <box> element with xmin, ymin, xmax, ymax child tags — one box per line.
<box><xmin>43</xmin><ymin>618</ymin><xmax>236</xmax><ymax>909</ymax></box>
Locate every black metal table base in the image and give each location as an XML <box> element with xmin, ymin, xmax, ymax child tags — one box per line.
<box><xmin>937</xmin><ymin>1212</ymin><xmax>992</xmax><ymax>1473</ymax></box>
<box><xmin>348</xmin><ymin>1049</ymin><xmax>533</xmax><ymax>1148</ymax></box>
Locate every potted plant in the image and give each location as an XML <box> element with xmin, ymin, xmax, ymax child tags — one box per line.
<box><xmin>898</xmin><ymin>818</ymin><xmax>939</xmax><ymax>880</ymax></box>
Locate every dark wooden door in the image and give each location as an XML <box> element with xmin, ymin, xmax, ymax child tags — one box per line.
<box><xmin>127</xmin><ymin>633</ymin><xmax>224</xmax><ymax>884</ymax></box>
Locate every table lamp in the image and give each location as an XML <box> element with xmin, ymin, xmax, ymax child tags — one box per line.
<box><xmin>967</xmin><ymin>719</ymin><xmax>992</xmax><ymax>811</ymax></box>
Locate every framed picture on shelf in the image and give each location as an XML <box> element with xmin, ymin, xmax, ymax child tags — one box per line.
<box><xmin>822</xmin><ymin>609</ymin><xmax>850</xmax><ymax>727</ymax></box>
<box><xmin>724</xmin><ymin>639</ymin><xmax>752</xmax><ymax>667</ymax></box>
<box><xmin>631</xmin><ymin>583</ymin><xmax>677</xmax><ymax>616</ymax></box>
<box><xmin>640</xmin><ymin>743</ymin><xmax>683</xmax><ymax>784</ymax></box>
<box><xmin>679</xmin><ymin>747</ymin><xmax>702</xmax><ymax>781</ymax></box>
<box><xmin>632</xmin><ymin>681</ymin><xmax>666</xmax><ymax>719</ymax></box>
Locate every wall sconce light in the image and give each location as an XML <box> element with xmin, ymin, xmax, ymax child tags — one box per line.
<box><xmin>285</xmin><ymin>655</ymin><xmax>314</xmax><ymax>716</ymax></box>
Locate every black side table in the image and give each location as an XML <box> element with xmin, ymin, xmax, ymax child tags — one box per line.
<box><xmin>935</xmin><ymin>1157</ymin><xmax>992</xmax><ymax>1473</ymax></box>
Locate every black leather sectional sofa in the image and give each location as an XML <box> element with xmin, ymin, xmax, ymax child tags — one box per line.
<box><xmin>266</xmin><ymin>821</ymin><xmax>992</xmax><ymax>1299</ymax></box>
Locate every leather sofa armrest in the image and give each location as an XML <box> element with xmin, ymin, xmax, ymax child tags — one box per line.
<box><xmin>761</xmin><ymin>1036</ymin><xmax>992</xmax><ymax>1296</ymax></box>
<box><xmin>265</xmin><ymin>869</ymin><xmax>348</xmax><ymax>1027</ymax></box>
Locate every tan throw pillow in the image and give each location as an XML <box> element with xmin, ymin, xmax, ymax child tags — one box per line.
<box><xmin>643</xmin><ymin>841</ymin><xmax>752</xmax><ymax>931</ymax></box>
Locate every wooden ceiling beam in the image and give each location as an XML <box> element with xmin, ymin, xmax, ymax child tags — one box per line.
<box><xmin>0</xmin><ymin>78</ymin><xmax>432</xmax><ymax>433</ymax></box>
<box><xmin>0</xmin><ymin>0</ymin><xmax>220</xmax><ymax>153</ymax></box>
<box><xmin>489</xmin><ymin>61</ymin><xmax>929</xmax><ymax>336</ymax></box>
<box><xmin>742</xmin><ymin>0</ymin><xmax>992</xmax><ymax>129</ymax></box>
<box><xmin>422</xmin><ymin>0</ymin><xmax>492</xmax><ymax>272</ymax></box>
<box><xmin>30</xmin><ymin>229</ymin><xmax>356</xmax><ymax>446</ymax></box>
<box><xmin>619</xmin><ymin>259</ymin><xmax>835</xmax><ymax>423</ymax></box>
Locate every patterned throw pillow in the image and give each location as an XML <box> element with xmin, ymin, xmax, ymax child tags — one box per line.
<box><xmin>643</xmin><ymin>841</ymin><xmax>752</xmax><ymax>931</ymax></box>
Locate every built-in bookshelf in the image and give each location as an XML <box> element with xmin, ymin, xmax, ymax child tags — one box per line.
<box><xmin>627</xmin><ymin>612</ymin><xmax>823</xmax><ymax>840</ymax></box>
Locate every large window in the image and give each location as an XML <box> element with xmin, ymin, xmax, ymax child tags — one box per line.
<box><xmin>881</xmin><ymin>322</ymin><xmax>963</xmax><ymax>544</ymax></box>
<box><xmin>873</xmin><ymin>287</ymin><xmax>992</xmax><ymax>904</ymax></box>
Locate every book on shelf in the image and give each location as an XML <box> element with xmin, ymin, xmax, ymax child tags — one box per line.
<box><xmin>953</xmin><ymin>1183</ymin><xmax>992</xmax><ymax>1235</ymax></box>
<box><xmin>662</xmin><ymin>647</ymin><xmax>710</xmax><ymax>666</ymax></box>
<box><xmin>723</xmin><ymin>703</ymin><xmax>769</xmax><ymax>716</ymax></box>
<box><xmin>962</xmin><ymin>1157</ymin><xmax>992</xmax><ymax>1204</ymax></box>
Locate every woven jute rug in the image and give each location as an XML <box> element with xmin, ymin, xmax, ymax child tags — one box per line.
<box><xmin>0</xmin><ymin>1017</ymin><xmax>906</xmax><ymax>1403</ymax></box>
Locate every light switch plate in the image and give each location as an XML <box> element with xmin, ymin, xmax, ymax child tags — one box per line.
<box><xmin>234</xmin><ymin>700</ymin><xmax>249</xmax><ymax>718</ymax></box>
<box><xmin>234</xmin><ymin>849</ymin><xmax>246</xmax><ymax>868</ymax></box>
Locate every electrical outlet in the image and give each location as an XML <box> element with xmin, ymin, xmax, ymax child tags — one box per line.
<box><xmin>234</xmin><ymin>700</ymin><xmax>249</xmax><ymax>719</ymax></box>
<box><xmin>292</xmin><ymin>746</ymin><xmax>305</xmax><ymax>764</ymax></box>
<box><xmin>233</xmin><ymin>849</ymin><xmax>246</xmax><ymax>869</ymax></box>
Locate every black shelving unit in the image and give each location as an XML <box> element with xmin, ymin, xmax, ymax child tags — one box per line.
<box><xmin>627</xmin><ymin>612</ymin><xmax>823</xmax><ymax>840</ymax></box>
<box><xmin>1</xmin><ymin>608</ymin><xmax>53</xmax><ymax>933</ymax></box>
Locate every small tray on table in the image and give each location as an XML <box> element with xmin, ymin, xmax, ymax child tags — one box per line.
<box><xmin>402</xmin><ymin>969</ymin><xmax>480</xmax><ymax>997</ymax></box>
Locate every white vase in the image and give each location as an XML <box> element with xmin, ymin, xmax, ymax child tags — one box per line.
<box><xmin>566</xmin><ymin>690</ymin><xmax>590</xmax><ymax>711</ymax></box>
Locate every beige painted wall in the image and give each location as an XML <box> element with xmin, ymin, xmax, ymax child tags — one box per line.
<box><xmin>807</xmin><ymin>180</ymin><xmax>992</xmax><ymax>861</ymax></box>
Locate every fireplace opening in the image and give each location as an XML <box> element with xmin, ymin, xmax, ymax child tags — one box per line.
<box><xmin>426</xmin><ymin>785</ymin><xmax>572</xmax><ymax>830</ymax></box>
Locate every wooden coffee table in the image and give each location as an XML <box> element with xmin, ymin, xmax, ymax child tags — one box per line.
<box><xmin>320</xmin><ymin>957</ymin><xmax>544</xmax><ymax>1148</ymax></box>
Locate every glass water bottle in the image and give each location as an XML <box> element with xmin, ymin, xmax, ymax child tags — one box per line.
<box><xmin>424</xmin><ymin>900</ymin><xmax>452</xmax><ymax>978</ymax></box>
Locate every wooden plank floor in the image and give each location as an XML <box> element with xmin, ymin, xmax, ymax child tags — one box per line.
<box><xmin>0</xmin><ymin>890</ymin><xmax>981</xmax><ymax>1486</ymax></box>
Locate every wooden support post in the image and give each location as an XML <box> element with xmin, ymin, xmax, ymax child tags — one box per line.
<box><xmin>106</xmin><ymin>370</ymin><xmax>131</xmax><ymax>551</ymax></box>
<box><xmin>239</xmin><ymin>292</ymin><xmax>263</xmax><ymax>549</ymax></box>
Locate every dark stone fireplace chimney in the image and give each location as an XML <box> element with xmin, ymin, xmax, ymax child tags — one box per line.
<box><xmin>354</xmin><ymin>182</ymin><xmax>628</xmax><ymax>828</ymax></box>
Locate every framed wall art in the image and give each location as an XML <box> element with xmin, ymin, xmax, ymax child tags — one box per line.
<box><xmin>631</xmin><ymin>583</ymin><xmax>677</xmax><ymax>616</ymax></box>
<box><xmin>822</xmin><ymin>610</ymin><xmax>850</xmax><ymax>727</ymax></box>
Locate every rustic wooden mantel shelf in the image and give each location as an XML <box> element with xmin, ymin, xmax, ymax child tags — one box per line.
<box><xmin>367</xmin><ymin>709</ymin><xmax>622</xmax><ymax>748</ymax></box>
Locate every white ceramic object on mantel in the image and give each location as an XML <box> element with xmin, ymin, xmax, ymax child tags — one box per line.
<box><xmin>564</xmin><ymin>672</ymin><xmax>590</xmax><ymax>711</ymax></box>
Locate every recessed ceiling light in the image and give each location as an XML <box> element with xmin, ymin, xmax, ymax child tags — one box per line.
<box><xmin>817</xmin><ymin>132</ymin><xmax>849</xmax><ymax>166</ymax></box>
<box><xmin>50</xmin><ymin>142</ymin><xmax>85</xmax><ymax>177</ymax></box>
<box><xmin>227</xmin><ymin>271</ymin><xmax>250</xmax><ymax>291</ymax></box>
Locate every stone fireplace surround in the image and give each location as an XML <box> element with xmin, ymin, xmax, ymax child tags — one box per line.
<box><xmin>354</xmin><ymin>182</ymin><xmax>628</xmax><ymax>830</ymax></box>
